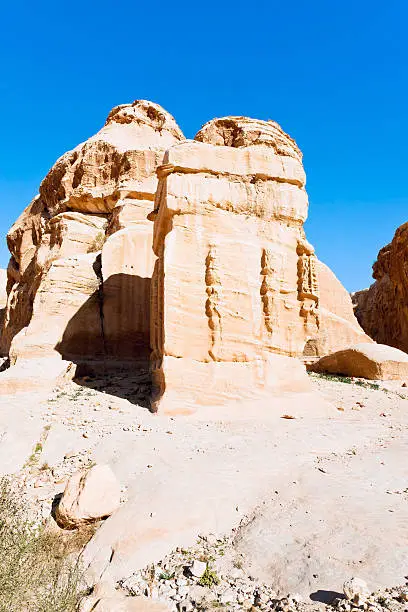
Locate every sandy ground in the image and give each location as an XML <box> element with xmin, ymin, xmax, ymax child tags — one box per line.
<box><xmin>0</xmin><ymin>369</ymin><xmax>407</xmax><ymax>604</ymax></box>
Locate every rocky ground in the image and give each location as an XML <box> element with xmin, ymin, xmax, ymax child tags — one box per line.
<box><xmin>0</xmin><ymin>370</ymin><xmax>407</xmax><ymax>610</ymax></box>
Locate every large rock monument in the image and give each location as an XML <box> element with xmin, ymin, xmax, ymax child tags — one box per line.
<box><xmin>0</xmin><ymin>105</ymin><xmax>369</xmax><ymax>405</ymax></box>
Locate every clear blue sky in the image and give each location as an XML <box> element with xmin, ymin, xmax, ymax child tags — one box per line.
<box><xmin>1</xmin><ymin>0</ymin><xmax>407</xmax><ymax>292</ymax></box>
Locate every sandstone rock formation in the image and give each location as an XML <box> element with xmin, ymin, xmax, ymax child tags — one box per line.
<box><xmin>352</xmin><ymin>222</ymin><xmax>408</xmax><ymax>353</ymax></box>
<box><xmin>311</xmin><ymin>343</ymin><xmax>408</xmax><ymax>380</ymax></box>
<box><xmin>149</xmin><ymin>117</ymin><xmax>370</xmax><ymax>411</ymax></box>
<box><xmin>55</xmin><ymin>464</ymin><xmax>120</xmax><ymax>529</ymax></box>
<box><xmin>306</xmin><ymin>260</ymin><xmax>371</xmax><ymax>357</ymax></box>
<box><xmin>1</xmin><ymin>107</ymin><xmax>369</xmax><ymax>407</ymax></box>
<box><xmin>0</xmin><ymin>101</ymin><xmax>184</xmax><ymax>372</ymax></box>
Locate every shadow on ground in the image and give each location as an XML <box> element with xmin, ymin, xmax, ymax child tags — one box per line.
<box><xmin>54</xmin><ymin>271</ymin><xmax>154</xmax><ymax>409</ymax></box>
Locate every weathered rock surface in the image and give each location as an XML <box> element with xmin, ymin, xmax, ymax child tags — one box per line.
<box><xmin>311</xmin><ymin>343</ymin><xmax>408</xmax><ymax>380</ymax></box>
<box><xmin>0</xmin><ymin>101</ymin><xmax>184</xmax><ymax>375</ymax></box>
<box><xmin>55</xmin><ymin>464</ymin><xmax>120</xmax><ymax>529</ymax></box>
<box><xmin>0</xmin><ymin>268</ymin><xmax>6</xmax><ymax>336</ymax></box>
<box><xmin>343</xmin><ymin>577</ymin><xmax>370</xmax><ymax>606</ymax></box>
<box><xmin>1</xmin><ymin>108</ymin><xmax>368</xmax><ymax>407</ymax></box>
<box><xmin>150</xmin><ymin>116</ymin><xmax>368</xmax><ymax>411</ymax></box>
<box><xmin>352</xmin><ymin>222</ymin><xmax>408</xmax><ymax>353</ymax></box>
<box><xmin>306</xmin><ymin>261</ymin><xmax>372</xmax><ymax>357</ymax></box>
<box><xmin>0</xmin><ymin>269</ymin><xmax>6</xmax><ymax>308</ymax></box>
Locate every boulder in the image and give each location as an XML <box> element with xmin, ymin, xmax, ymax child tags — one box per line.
<box><xmin>311</xmin><ymin>343</ymin><xmax>408</xmax><ymax>380</ymax></box>
<box><xmin>343</xmin><ymin>577</ymin><xmax>370</xmax><ymax>606</ymax></box>
<box><xmin>352</xmin><ymin>222</ymin><xmax>408</xmax><ymax>353</ymax></box>
<box><xmin>55</xmin><ymin>464</ymin><xmax>120</xmax><ymax>529</ymax></box>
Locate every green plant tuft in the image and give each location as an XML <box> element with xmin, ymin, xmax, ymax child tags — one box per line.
<box><xmin>198</xmin><ymin>565</ymin><xmax>220</xmax><ymax>588</ymax></box>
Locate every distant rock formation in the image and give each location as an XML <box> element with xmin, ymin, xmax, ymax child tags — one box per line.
<box><xmin>352</xmin><ymin>222</ymin><xmax>408</xmax><ymax>353</ymax></box>
<box><xmin>1</xmin><ymin>107</ymin><xmax>369</xmax><ymax>408</ymax></box>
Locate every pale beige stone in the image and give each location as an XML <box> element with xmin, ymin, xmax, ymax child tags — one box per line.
<box><xmin>311</xmin><ymin>343</ymin><xmax>408</xmax><ymax>380</ymax></box>
<box><xmin>343</xmin><ymin>577</ymin><xmax>370</xmax><ymax>605</ymax></box>
<box><xmin>303</xmin><ymin>260</ymin><xmax>372</xmax><ymax>357</ymax></box>
<box><xmin>9</xmin><ymin>253</ymin><xmax>103</xmax><ymax>363</ymax></box>
<box><xmin>55</xmin><ymin>464</ymin><xmax>120</xmax><ymax>529</ymax></box>
<box><xmin>150</xmin><ymin>119</ymin><xmax>316</xmax><ymax>412</ymax></box>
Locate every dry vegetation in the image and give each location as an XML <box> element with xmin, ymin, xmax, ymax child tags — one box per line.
<box><xmin>0</xmin><ymin>477</ymin><xmax>92</xmax><ymax>612</ymax></box>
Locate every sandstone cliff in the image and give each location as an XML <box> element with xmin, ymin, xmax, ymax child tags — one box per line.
<box><xmin>352</xmin><ymin>222</ymin><xmax>408</xmax><ymax>353</ymax></box>
<box><xmin>1</xmin><ymin>108</ymin><xmax>369</xmax><ymax>407</ymax></box>
<box><xmin>149</xmin><ymin>117</ymin><xmax>370</xmax><ymax>411</ymax></box>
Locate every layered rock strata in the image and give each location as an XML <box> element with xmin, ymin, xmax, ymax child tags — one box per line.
<box><xmin>150</xmin><ymin>118</ymin><xmax>325</xmax><ymax>411</ymax></box>
<box><xmin>0</xmin><ymin>101</ymin><xmax>184</xmax><ymax>372</ymax></box>
<box><xmin>1</xmin><ymin>110</ymin><xmax>370</xmax><ymax>406</ymax></box>
<box><xmin>352</xmin><ymin>222</ymin><xmax>408</xmax><ymax>353</ymax></box>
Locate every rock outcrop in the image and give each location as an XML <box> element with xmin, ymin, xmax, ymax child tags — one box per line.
<box><xmin>0</xmin><ymin>101</ymin><xmax>184</xmax><ymax>370</ymax></box>
<box><xmin>311</xmin><ymin>343</ymin><xmax>408</xmax><ymax>380</ymax></box>
<box><xmin>0</xmin><ymin>268</ymin><xmax>6</xmax><ymax>338</ymax></box>
<box><xmin>352</xmin><ymin>222</ymin><xmax>408</xmax><ymax>353</ymax></box>
<box><xmin>306</xmin><ymin>260</ymin><xmax>372</xmax><ymax>357</ymax></box>
<box><xmin>150</xmin><ymin>117</ymin><xmax>369</xmax><ymax>411</ymax></box>
<box><xmin>1</xmin><ymin>108</ymin><xmax>369</xmax><ymax>407</ymax></box>
<box><xmin>55</xmin><ymin>464</ymin><xmax>120</xmax><ymax>529</ymax></box>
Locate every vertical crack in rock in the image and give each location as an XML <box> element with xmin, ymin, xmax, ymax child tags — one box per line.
<box><xmin>93</xmin><ymin>254</ymin><xmax>107</xmax><ymax>358</ymax></box>
<box><xmin>205</xmin><ymin>245</ymin><xmax>222</xmax><ymax>361</ymax></box>
<box><xmin>260</xmin><ymin>248</ymin><xmax>274</xmax><ymax>334</ymax></box>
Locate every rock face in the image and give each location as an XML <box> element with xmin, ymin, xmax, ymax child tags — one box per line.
<box><xmin>306</xmin><ymin>261</ymin><xmax>372</xmax><ymax>357</ymax></box>
<box><xmin>0</xmin><ymin>101</ymin><xmax>184</xmax><ymax>369</ymax></box>
<box><xmin>0</xmin><ymin>269</ymin><xmax>6</xmax><ymax>336</ymax></box>
<box><xmin>0</xmin><ymin>269</ymin><xmax>6</xmax><ymax>308</ymax></box>
<box><xmin>352</xmin><ymin>222</ymin><xmax>408</xmax><ymax>353</ymax></box>
<box><xmin>150</xmin><ymin>117</ymin><xmax>369</xmax><ymax>411</ymax></box>
<box><xmin>1</xmin><ymin>108</ymin><xmax>369</xmax><ymax>408</ymax></box>
<box><xmin>55</xmin><ymin>464</ymin><xmax>120</xmax><ymax>529</ymax></box>
<box><xmin>311</xmin><ymin>343</ymin><xmax>408</xmax><ymax>380</ymax></box>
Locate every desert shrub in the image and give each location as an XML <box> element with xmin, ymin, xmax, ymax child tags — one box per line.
<box><xmin>197</xmin><ymin>565</ymin><xmax>220</xmax><ymax>588</ymax></box>
<box><xmin>0</xmin><ymin>477</ymin><xmax>89</xmax><ymax>612</ymax></box>
<box><xmin>309</xmin><ymin>372</ymin><xmax>353</xmax><ymax>384</ymax></box>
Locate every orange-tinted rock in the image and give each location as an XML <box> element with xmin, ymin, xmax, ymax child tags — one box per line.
<box><xmin>352</xmin><ymin>222</ymin><xmax>408</xmax><ymax>353</ymax></box>
<box><xmin>311</xmin><ymin>343</ymin><xmax>408</xmax><ymax>380</ymax></box>
<box><xmin>150</xmin><ymin>119</ymin><xmax>316</xmax><ymax>412</ymax></box>
<box><xmin>1</xmin><ymin>101</ymin><xmax>184</xmax><ymax>369</ymax></box>
<box><xmin>1</xmin><ymin>109</ymin><xmax>368</xmax><ymax>406</ymax></box>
